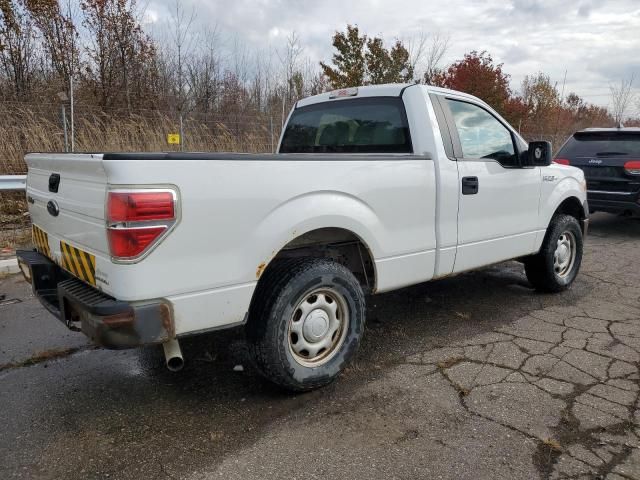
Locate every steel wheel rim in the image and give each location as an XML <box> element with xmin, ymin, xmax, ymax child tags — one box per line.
<box><xmin>553</xmin><ymin>231</ymin><xmax>577</xmax><ymax>278</ymax></box>
<box><xmin>288</xmin><ymin>288</ymin><xmax>349</xmax><ymax>367</ymax></box>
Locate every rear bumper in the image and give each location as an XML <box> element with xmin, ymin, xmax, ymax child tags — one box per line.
<box><xmin>587</xmin><ymin>190</ymin><xmax>640</xmax><ymax>216</ymax></box>
<box><xmin>16</xmin><ymin>250</ymin><xmax>174</xmax><ymax>349</ymax></box>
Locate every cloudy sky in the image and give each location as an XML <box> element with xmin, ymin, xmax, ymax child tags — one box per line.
<box><xmin>144</xmin><ymin>0</ymin><xmax>640</xmax><ymax>113</ymax></box>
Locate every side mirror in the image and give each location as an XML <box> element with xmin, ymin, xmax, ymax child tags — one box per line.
<box><xmin>527</xmin><ymin>141</ymin><xmax>553</xmax><ymax>167</ymax></box>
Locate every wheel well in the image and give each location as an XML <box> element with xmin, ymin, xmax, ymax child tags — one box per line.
<box><xmin>554</xmin><ymin>197</ymin><xmax>587</xmax><ymax>233</ymax></box>
<box><xmin>261</xmin><ymin>228</ymin><xmax>376</xmax><ymax>293</ymax></box>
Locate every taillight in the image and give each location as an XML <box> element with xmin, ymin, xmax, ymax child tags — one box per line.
<box><xmin>108</xmin><ymin>227</ymin><xmax>167</xmax><ymax>258</ymax></box>
<box><xmin>624</xmin><ymin>161</ymin><xmax>640</xmax><ymax>175</ymax></box>
<box><xmin>554</xmin><ymin>158</ymin><xmax>570</xmax><ymax>165</ymax></box>
<box><xmin>108</xmin><ymin>191</ymin><xmax>174</xmax><ymax>222</ymax></box>
<box><xmin>107</xmin><ymin>190</ymin><xmax>177</xmax><ymax>260</ymax></box>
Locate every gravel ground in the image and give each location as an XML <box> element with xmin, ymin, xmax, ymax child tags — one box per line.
<box><xmin>0</xmin><ymin>213</ymin><xmax>638</xmax><ymax>480</ymax></box>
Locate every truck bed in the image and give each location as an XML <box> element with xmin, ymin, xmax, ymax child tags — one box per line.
<box><xmin>24</xmin><ymin>151</ymin><xmax>437</xmax><ymax>335</ymax></box>
<box><xmin>100</xmin><ymin>152</ymin><xmax>429</xmax><ymax>161</ymax></box>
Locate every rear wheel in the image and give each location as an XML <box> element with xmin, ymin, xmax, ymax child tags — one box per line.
<box><xmin>247</xmin><ymin>258</ymin><xmax>365</xmax><ymax>392</ymax></box>
<box><xmin>525</xmin><ymin>214</ymin><xmax>583</xmax><ymax>293</ymax></box>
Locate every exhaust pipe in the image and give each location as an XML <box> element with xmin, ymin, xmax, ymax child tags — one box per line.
<box><xmin>162</xmin><ymin>338</ymin><xmax>184</xmax><ymax>372</ymax></box>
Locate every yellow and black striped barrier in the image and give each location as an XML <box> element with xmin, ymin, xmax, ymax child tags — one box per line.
<box><xmin>32</xmin><ymin>225</ymin><xmax>52</xmax><ymax>258</ymax></box>
<box><xmin>60</xmin><ymin>241</ymin><xmax>96</xmax><ymax>286</ymax></box>
<box><xmin>32</xmin><ymin>225</ymin><xmax>96</xmax><ymax>286</ymax></box>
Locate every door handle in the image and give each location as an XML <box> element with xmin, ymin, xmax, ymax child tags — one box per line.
<box><xmin>462</xmin><ymin>176</ymin><xmax>479</xmax><ymax>195</ymax></box>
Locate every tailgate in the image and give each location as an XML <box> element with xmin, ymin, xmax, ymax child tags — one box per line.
<box><xmin>25</xmin><ymin>154</ymin><xmax>108</xmax><ymax>280</ymax></box>
<box><xmin>571</xmin><ymin>157</ymin><xmax>640</xmax><ymax>193</ymax></box>
<box><xmin>559</xmin><ymin>131</ymin><xmax>640</xmax><ymax>193</ymax></box>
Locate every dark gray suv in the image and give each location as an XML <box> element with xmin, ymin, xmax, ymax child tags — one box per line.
<box><xmin>555</xmin><ymin>128</ymin><xmax>640</xmax><ymax>216</ymax></box>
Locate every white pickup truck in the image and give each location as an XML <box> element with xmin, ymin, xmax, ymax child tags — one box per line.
<box><xmin>17</xmin><ymin>83</ymin><xmax>588</xmax><ymax>391</ymax></box>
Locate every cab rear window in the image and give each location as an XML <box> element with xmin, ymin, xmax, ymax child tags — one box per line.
<box><xmin>279</xmin><ymin>97</ymin><xmax>412</xmax><ymax>154</ymax></box>
<box><xmin>559</xmin><ymin>132</ymin><xmax>640</xmax><ymax>158</ymax></box>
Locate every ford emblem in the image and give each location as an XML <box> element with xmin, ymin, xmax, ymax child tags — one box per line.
<box><xmin>47</xmin><ymin>200</ymin><xmax>60</xmax><ymax>217</ymax></box>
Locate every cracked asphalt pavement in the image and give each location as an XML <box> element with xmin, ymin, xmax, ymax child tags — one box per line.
<box><xmin>1</xmin><ymin>213</ymin><xmax>639</xmax><ymax>479</ymax></box>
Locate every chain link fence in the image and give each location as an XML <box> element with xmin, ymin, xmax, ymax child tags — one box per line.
<box><xmin>0</xmin><ymin>101</ymin><xmax>282</xmax><ymax>174</ymax></box>
<box><xmin>0</xmin><ymin>100</ymin><xmax>574</xmax><ymax>252</ymax></box>
<box><xmin>0</xmin><ymin>101</ymin><xmax>285</xmax><ymax>251</ymax></box>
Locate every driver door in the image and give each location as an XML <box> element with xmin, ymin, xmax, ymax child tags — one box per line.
<box><xmin>443</xmin><ymin>98</ymin><xmax>542</xmax><ymax>273</ymax></box>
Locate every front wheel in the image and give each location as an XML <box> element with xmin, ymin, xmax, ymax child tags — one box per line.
<box><xmin>525</xmin><ymin>214</ymin><xmax>583</xmax><ymax>293</ymax></box>
<box><xmin>247</xmin><ymin>258</ymin><xmax>366</xmax><ymax>392</ymax></box>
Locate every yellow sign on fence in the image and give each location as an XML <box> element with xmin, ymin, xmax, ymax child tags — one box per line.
<box><xmin>167</xmin><ymin>133</ymin><xmax>181</xmax><ymax>145</ymax></box>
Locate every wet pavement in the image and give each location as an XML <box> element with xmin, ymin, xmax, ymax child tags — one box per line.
<box><xmin>1</xmin><ymin>213</ymin><xmax>639</xmax><ymax>480</ymax></box>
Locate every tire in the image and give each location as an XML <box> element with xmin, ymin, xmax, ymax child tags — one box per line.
<box><xmin>525</xmin><ymin>214</ymin><xmax>583</xmax><ymax>293</ymax></box>
<box><xmin>246</xmin><ymin>258</ymin><xmax>366</xmax><ymax>392</ymax></box>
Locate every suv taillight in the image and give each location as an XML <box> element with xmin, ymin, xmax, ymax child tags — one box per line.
<box><xmin>554</xmin><ymin>158</ymin><xmax>570</xmax><ymax>165</ymax></box>
<box><xmin>624</xmin><ymin>161</ymin><xmax>640</xmax><ymax>175</ymax></box>
<box><xmin>107</xmin><ymin>190</ymin><xmax>177</xmax><ymax>260</ymax></box>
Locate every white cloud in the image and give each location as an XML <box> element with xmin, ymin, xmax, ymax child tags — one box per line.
<box><xmin>142</xmin><ymin>8</ymin><xmax>160</xmax><ymax>25</ymax></box>
<box><xmin>148</xmin><ymin>0</ymin><xmax>640</xmax><ymax>107</ymax></box>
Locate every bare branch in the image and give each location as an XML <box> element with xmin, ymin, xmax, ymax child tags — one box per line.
<box><xmin>423</xmin><ymin>32</ymin><xmax>449</xmax><ymax>84</ymax></box>
<box><xmin>170</xmin><ymin>0</ymin><xmax>196</xmax><ymax>112</ymax></box>
<box><xmin>610</xmin><ymin>74</ymin><xmax>636</xmax><ymax>125</ymax></box>
<box><xmin>405</xmin><ymin>30</ymin><xmax>428</xmax><ymax>78</ymax></box>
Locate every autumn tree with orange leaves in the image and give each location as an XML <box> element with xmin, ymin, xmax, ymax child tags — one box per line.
<box><xmin>432</xmin><ymin>50</ymin><xmax>512</xmax><ymax>117</ymax></box>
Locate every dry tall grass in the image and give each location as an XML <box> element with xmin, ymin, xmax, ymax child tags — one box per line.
<box><xmin>0</xmin><ymin>104</ymin><xmax>275</xmax><ymax>174</ymax></box>
<box><xmin>0</xmin><ymin>103</ymin><xmax>275</xmax><ymax>250</ymax></box>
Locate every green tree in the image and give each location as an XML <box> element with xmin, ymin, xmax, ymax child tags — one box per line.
<box><xmin>366</xmin><ymin>37</ymin><xmax>413</xmax><ymax>84</ymax></box>
<box><xmin>386</xmin><ymin>41</ymin><xmax>413</xmax><ymax>83</ymax></box>
<box><xmin>321</xmin><ymin>24</ymin><xmax>414</xmax><ymax>89</ymax></box>
<box><xmin>320</xmin><ymin>24</ymin><xmax>366</xmax><ymax>89</ymax></box>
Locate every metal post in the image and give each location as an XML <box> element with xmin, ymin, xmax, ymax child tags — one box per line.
<box><xmin>179</xmin><ymin>114</ymin><xmax>185</xmax><ymax>152</ymax></box>
<box><xmin>70</xmin><ymin>75</ymin><xmax>75</xmax><ymax>152</ymax></box>
<box><xmin>61</xmin><ymin>104</ymin><xmax>69</xmax><ymax>153</ymax></box>
<box><xmin>281</xmin><ymin>96</ymin><xmax>285</xmax><ymax>129</ymax></box>
<box><xmin>270</xmin><ymin>114</ymin><xmax>274</xmax><ymax>153</ymax></box>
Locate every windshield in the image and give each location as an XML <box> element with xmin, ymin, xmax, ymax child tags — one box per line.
<box><xmin>558</xmin><ymin>132</ymin><xmax>640</xmax><ymax>158</ymax></box>
<box><xmin>279</xmin><ymin>97</ymin><xmax>412</xmax><ymax>154</ymax></box>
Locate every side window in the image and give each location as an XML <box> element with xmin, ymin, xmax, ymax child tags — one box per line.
<box><xmin>446</xmin><ymin>99</ymin><xmax>518</xmax><ymax>167</ymax></box>
<box><xmin>429</xmin><ymin>94</ymin><xmax>455</xmax><ymax>159</ymax></box>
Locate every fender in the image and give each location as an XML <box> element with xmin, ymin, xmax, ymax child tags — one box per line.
<box><xmin>250</xmin><ymin>190</ymin><xmax>382</xmax><ymax>276</ymax></box>
<box><xmin>535</xmin><ymin>171</ymin><xmax>587</xmax><ymax>250</ymax></box>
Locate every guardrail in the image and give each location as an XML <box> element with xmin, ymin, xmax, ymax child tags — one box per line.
<box><xmin>0</xmin><ymin>175</ymin><xmax>27</xmax><ymax>192</ymax></box>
